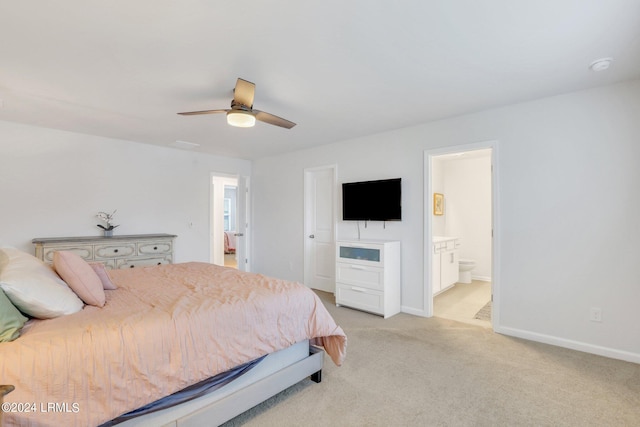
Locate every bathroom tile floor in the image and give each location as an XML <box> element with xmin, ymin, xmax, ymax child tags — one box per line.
<box><xmin>434</xmin><ymin>280</ymin><xmax>492</xmax><ymax>328</ymax></box>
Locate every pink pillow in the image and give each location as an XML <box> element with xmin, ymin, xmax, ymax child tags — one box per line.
<box><xmin>53</xmin><ymin>251</ymin><xmax>106</xmax><ymax>307</ymax></box>
<box><xmin>89</xmin><ymin>263</ymin><xmax>117</xmax><ymax>290</ymax></box>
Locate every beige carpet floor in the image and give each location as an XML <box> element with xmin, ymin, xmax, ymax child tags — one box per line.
<box><xmin>222</xmin><ymin>291</ymin><xmax>640</xmax><ymax>427</ymax></box>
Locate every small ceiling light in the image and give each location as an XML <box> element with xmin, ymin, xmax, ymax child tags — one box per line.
<box><xmin>589</xmin><ymin>57</ymin><xmax>613</xmax><ymax>72</ymax></box>
<box><xmin>226</xmin><ymin>110</ymin><xmax>256</xmax><ymax>128</ymax></box>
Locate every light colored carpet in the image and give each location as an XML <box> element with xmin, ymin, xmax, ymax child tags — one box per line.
<box><xmin>222</xmin><ymin>291</ymin><xmax>640</xmax><ymax>427</ymax></box>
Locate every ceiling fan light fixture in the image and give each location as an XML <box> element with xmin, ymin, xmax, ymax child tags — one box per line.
<box><xmin>226</xmin><ymin>110</ymin><xmax>256</xmax><ymax>128</ymax></box>
<box><xmin>179</xmin><ymin>78</ymin><xmax>294</xmax><ymax>129</ymax></box>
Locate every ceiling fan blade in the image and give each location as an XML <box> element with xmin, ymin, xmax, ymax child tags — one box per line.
<box><xmin>233</xmin><ymin>78</ymin><xmax>255</xmax><ymax>108</ymax></box>
<box><xmin>255</xmin><ymin>111</ymin><xmax>296</xmax><ymax>129</ymax></box>
<box><xmin>177</xmin><ymin>109</ymin><xmax>228</xmax><ymax>116</ymax></box>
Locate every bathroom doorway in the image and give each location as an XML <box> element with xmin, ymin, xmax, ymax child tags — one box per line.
<box><xmin>424</xmin><ymin>142</ymin><xmax>499</xmax><ymax>329</ymax></box>
<box><xmin>210</xmin><ymin>174</ymin><xmax>250</xmax><ymax>271</ymax></box>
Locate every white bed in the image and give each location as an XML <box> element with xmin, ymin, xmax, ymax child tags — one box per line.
<box><xmin>117</xmin><ymin>340</ymin><xmax>322</xmax><ymax>427</ymax></box>
<box><xmin>0</xmin><ymin>250</ymin><xmax>346</xmax><ymax>427</ymax></box>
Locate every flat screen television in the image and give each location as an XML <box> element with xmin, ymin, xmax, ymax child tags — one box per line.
<box><xmin>342</xmin><ymin>178</ymin><xmax>401</xmax><ymax>221</ymax></box>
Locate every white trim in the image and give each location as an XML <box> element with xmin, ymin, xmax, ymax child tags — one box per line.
<box><xmin>401</xmin><ymin>305</ymin><xmax>425</xmax><ymax>317</ymax></box>
<box><xmin>422</xmin><ymin>152</ymin><xmax>432</xmax><ymax>318</ymax></box>
<box><xmin>239</xmin><ymin>176</ymin><xmax>251</xmax><ymax>272</ymax></box>
<box><xmin>496</xmin><ymin>326</ymin><xmax>640</xmax><ymax>364</ymax></box>
<box><xmin>423</xmin><ymin>140</ymin><xmax>500</xmax><ymax>331</ymax></box>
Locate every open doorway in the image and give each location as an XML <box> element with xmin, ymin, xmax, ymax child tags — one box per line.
<box><xmin>424</xmin><ymin>142</ymin><xmax>499</xmax><ymax>329</ymax></box>
<box><xmin>211</xmin><ymin>174</ymin><xmax>250</xmax><ymax>271</ymax></box>
<box><xmin>223</xmin><ymin>184</ymin><xmax>238</xmax><ymax>268</ymax></box>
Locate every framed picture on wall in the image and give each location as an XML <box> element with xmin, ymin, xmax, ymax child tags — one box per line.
<box><xmin>433</xmin><ymin>193</ymin><xmax>444</xmax><ymax>216</ymax></box>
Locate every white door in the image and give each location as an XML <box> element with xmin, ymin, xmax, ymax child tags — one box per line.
<box><xmin>235</xmin><ymin>176</ymin><xmax>250</xmax><ymax>272</ymax></box>
<box><xmin>304</xmin><ymin>166</ymin><xmax>336</xmax><ymax>292</ymax></box>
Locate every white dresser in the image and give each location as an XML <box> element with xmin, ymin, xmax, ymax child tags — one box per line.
<box><xmin>32</xmin><ymin>234</ymin><xmax>176</xmax><ymax>269</ymax></box>
<box><xmin>335</xmin><ymin>240</ymin><xmax>401</xmax><ymax>318</ymax></box>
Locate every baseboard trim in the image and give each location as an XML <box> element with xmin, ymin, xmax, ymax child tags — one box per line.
<box><xmin>402</xmin><ymin>305</ymin><xmax>427</xmax><ymax>317</ymax></box>
<box><xmin>496</xmin><ymin>325</ymin><xmax>640</xmax><ymax>364</ymax></box>
<box><xmin>471</xmin><ymin>275</ymin><xmax>492</xmax><ymax>282</ymax></box>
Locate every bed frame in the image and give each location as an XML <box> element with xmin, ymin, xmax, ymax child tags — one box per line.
<box><xmin>116</xmin><ymin>340</ymin><xmax>323</xmax><ymax>427</ymax></box>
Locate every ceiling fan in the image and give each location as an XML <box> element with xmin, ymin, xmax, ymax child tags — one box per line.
<box><xmin>177</xmin><ymin>78</ymin><xmax>296</xmax><ymax>129</ymax></box>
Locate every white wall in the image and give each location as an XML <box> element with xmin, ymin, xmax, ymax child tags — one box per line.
<box><xmin>0</xmin><ymin>121</ymin><xmax>251</xmax><ymax>262</ymax></box>
<box><xmin>442</xmin><ymin>154</ymin><xmax>492</xmax><ymax>280</ymax></box>
<box><xmin>3</xmin><ymin>80</ymin><xmax>638</xmax><ymax>362</ymax></box>
<box><xmin>252</xmin><ymin>79</ymin><xmax>640</xmax><ymax>362</ymax></box>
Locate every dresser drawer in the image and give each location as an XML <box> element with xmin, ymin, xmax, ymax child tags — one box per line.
<box><xmin>43</xmin><ymin>245</ymin><xmax>93</xmax><ymax>262</ymax></box>
<box><xmin>337</xmin><ymin>243</ymin><xmax>383</xmax><ymax>267</ymax></box>
<box><xmin>95</xmin><ymin>243</ymin><xmax>136</xmax><ymax>259</ymax></box>
<box><xmin>336</xmin><ymin>284</ymin><xmax>383</xmax><ymax>315</ymax></box>
<box><xmin>101</xmin><ymin>260</ymin><xmax>117</xmax><ymax>270</ymax></box>
<box><xmin>433</xmin><ymin>238</ymin><xmax>459</xmax><ymax>253</ymax></box>
<box><xmin>138</xmin><ymin>241</ymin><xmax>172</xmax><ymax>256</ymax></box>
<box><xmin>116</xmin><ymin>256</ymin><xmax>172</xmax><ymax>269</ymax></box>
<box><xmin>336</xmin><ymin>263</ymin><xmax>384</xmax><ymax>291</ymax></box>
<box><xmin>33</xmin><ymin>234</ymin><xmax>176</xmax><ymax>269</ymax></box>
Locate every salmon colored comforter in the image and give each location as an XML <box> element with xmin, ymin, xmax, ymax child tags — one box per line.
<box><xmin>0</xmin><ymin>262</ymin><xmax>347</xmax><ymax>427</ymax></box>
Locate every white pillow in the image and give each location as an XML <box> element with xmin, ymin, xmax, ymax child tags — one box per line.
<box><xmin>0</xmin><ymin>247</ymin><xmax>83</xmax><ymax>319</ymax></box>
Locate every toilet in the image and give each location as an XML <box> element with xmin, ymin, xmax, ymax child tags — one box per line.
<box><xmin>458</xmin><ymin>259</ymin><xmax>476</xmax><ymax>284</ymax></box>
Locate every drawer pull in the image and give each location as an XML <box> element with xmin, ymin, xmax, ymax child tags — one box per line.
<box><xmin>350</xmin><ymin>286</ymin><xmax>367</xmax><ymax>293</ymax></box>
<box><xmin>350</xmin><ymin>265</ymin><xmax>366</xmax><ymax>270</ymax></box>
<box><xmin>154</xmin><ymin>246</ymin><xmax>158</xmax><ymax>250</ymax></box>
<box><xmin>129</xmin><ymin>265</ymin><xmax>135</xmax><ymax>268</ymax></box>
<box><xmin>114</xmin><ymin>249</ymin><xmax>119</xmax><ymax>253</ymax></box>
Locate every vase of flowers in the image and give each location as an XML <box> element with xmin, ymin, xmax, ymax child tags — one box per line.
<box><xmin>97</xmin><ymin>210</ymin><xmax>119</xmax><ymax>237</ymax></box>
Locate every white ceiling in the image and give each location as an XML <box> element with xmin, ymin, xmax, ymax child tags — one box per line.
<box><xmin>1</xmin><ymin>1</ymin><xmax>639</xmax><ymax>160</ymax></box>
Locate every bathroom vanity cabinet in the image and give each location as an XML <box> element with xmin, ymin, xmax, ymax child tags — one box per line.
<box><xmin>335</xmin><ymin>240</ymin><xmax>401</xmax><ymax>318</ymax></box>
<box><xmin>432</xmin><ymin>237</ymin><xmax>459</xmax><ymax>295</ymax></box>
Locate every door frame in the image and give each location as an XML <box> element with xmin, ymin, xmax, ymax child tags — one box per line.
<box><xmin>303</xmin><ymin>164</ymin><xmax>337</xmax><ymax>291</ymax></box>
<box><xmin>239</xmin><ymin>176</ymin><xmax>251</xmax><ymax>272</ymax></box>
<box><xmin>423</xmin><ymin>140</ymin><xmax>500</xmax><ymax>330</ymax></box>
<box><xmin>210</xmin><ymin>172</ymin><xmax>250</xmax><ymax>271</ymax></box>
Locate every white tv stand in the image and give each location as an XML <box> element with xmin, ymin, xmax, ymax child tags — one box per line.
<box><xmin>335</xmin><ymin>240</ymin><xmax>401</xmax><ymax>318</ymax></box>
